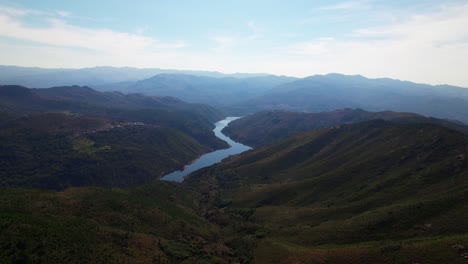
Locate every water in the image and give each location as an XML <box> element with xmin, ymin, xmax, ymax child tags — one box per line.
<box><xmin>160</xmin><ymin>117</ymin><xmax>251</xmax><ymax>182</ymax></box>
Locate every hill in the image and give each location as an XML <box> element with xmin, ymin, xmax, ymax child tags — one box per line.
<box><xmin>0</xmin><ymin>85</ymin><xmax>229</xmax><ymax>189</ymax></box>
<box><xmin>0</xmin><ymin>85</ymin><xmax>225</xmax><ymax>147</ymax></box>
<box><xmin>228</xmin><ymin>73</ymin><xmax>468</xmax><ymax>123</ymax></box>
<box><xmin>223</xmin><ymin>109</ymin><xmax>468</xmax><ymax>147</ymax></box>
<box><xmin>185</xmin><ymin>120</ymin><xmax>468</xmax><ymax>263</ymax></box>
<box><xmin>0</xmin><ymin>112</ymin><xmax>225</xmax><ymax>189</ymax></box>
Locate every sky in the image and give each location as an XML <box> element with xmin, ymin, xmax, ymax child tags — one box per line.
<box><xmin>0</xmin><ymin>0</ymin><xmax>468</xmax><ymax>87</ymax></box>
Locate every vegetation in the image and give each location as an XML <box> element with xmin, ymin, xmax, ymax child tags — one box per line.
<box><xmin>1</xmin><ymin>83</ymin><xmax>468</xmax><ymax>263</ymax></box>
<box><xmin>223</xmin><ymin>108</ymin><xmax>468</xmax><ymax>147</ymax></box>
<box><xmin>0</xmin><ymin>113</ymin><xmax>219</xmax><ymax>189</ymax></box>
<box><xmin>0</xmin><ymin>182</ymin><xmax>247</xmax><ymax>263</ymax></box>
<box><xmin>0</xmin><ymin>85</ymin><xmax>228</xmax><ymax>189</ymax></box>
<box><xmin>0</xmin><ymin>118</ymin><xmax>467</xmax><ymax>263</ymax></box>
<box><xmin>186</xmin><ymin>120</ymin><xmax>468</xmax><ymax>263</ymax></box>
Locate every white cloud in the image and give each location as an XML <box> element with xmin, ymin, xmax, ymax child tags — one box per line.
<box><xmin>271</xmin><ymin>3</ymin><xmax>468</xmax><ymax>86</ymax></box>
<box><xmin>316</xmin><ymin>1</ymin><xmax>369</xmax><ymax>11</ymax></box>
<box><xmin>0</xmin><ymin>5</ymin><xmax>45</xmax><ymax>16</ymax></box>
<box><xmin>0</xmin><ymin>5</ymin><xmax>188</xmax><ymax>69</ymax></box>
<box><xmin>210</xmin><ymin>21</ymin><xmax>264</xmax><ymax>52</ymax></box>
<box><xmin>0</xmin><ymin>13</ymin><xmax>185</xmax><ymax>54</ymax></box>
<box><xmin>55</xmin><ymin>10</ymin><xmax>71</xmax><ymax>17</ymax></box>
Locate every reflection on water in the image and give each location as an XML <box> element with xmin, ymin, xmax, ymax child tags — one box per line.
<box><xmin>161</xmin><ymin>117</ymin><xmax>251</xmax><ymax>182</ymax></box>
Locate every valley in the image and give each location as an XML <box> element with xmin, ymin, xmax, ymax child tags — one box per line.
<box><xmin>162</xmin><ymin>117</ymin><xmax>251</xmax><ymax>182</ymax></box>
<box><xmin>1</xmin><ymin>68</ymin><xmax>467</xmax><ymax>264</ymax></box>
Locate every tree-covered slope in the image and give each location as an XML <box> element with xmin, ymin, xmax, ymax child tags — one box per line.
<box><xmin>223</xmin><ymin>109</ymin><xmax>468</xmax><ymax>147</ymax></box>
<box><xmin>0</xmin><ymin>112</ymin><xmax>220</xmax><ymax>189</ymax></box>
<box><xmin>0</xmin><ymin>85</ymin><xmax>228</xmax><ymax>189</ymax></box>
<box><xmin>0</xmin><ymin>182</ymin><xmax>251</xmax><ymax>263</ymax></box>
<box><xmin>185</xmin><ymin>120</ymin><xmax>468</xmax><ymax>263</ymax></box>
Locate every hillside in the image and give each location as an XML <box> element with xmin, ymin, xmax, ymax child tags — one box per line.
<box><xmin>0</xmin><ymin>112</ymin><xmax>223</xmax><ymax>189</ymax></box>
<box><xmin>223</xmin><ymin>109</ymin><xmax>468</xmax><ymax>147</ymax></box>
<box><xmin>0</xmin><ymin>85</ymin><xmax>225</xmax><ymax>148</ymax></box>
<box><xmin>228</xmin><ymin>73</ymin><xmax>468</xmax><ymax>123</ymax></box>
<box><xmin>185</xmin><ymin>120</ymin><xmax>468</xmax><ymax>263</ymax></box>
<box><xmin>0</xmin><ymin>85</ymin><xmax>230</xmax><ymax>189</ymax></box>
<box><xmin>0</xmin><ymin>182</ymin><xmax>253</xmax><ymax>263</ymax></box>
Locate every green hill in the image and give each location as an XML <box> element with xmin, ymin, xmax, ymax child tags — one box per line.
<box><xmin>0</xmin><ymin>112</ymin><xmax>223</xmax><ymax>189</ymax></box>
<box><xmin>0</xmin><ymin>85</ymin><xmax>228</xmax><ymax>189</ymax></box>
<box><xmin>0</xmin><ymin>182</ymin><xmax>250</xmax><ymax>263</ymax></box>
<box><xmin>186</xmin><ymin>120</ymin><xmax>468</xmax><ymax>263</ymax></box>
<box><xmin>223</xmin><ymin>109</ymin><xmax>468</xmax><ymax>147</ymax></box>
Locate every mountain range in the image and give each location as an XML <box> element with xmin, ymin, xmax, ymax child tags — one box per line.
<box><xmin>3</xmin><ymin>66</ymin><xmax>468</xmax><ymax>123</ymax></box>
<box><xmin>0</xmin><ymin>65</ymin><xmax>268</xmax><ymax>88</ymax></box>
<box><xmin>227</xmin><ymin>73</ymin><xmax>468</xmax><ymax>123</ymax></box>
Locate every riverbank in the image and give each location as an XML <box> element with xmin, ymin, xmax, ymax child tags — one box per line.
<box><xmin>161</xmin><ymin>117</ymin><xmax>251</xmax><ymax>182</ymax></box>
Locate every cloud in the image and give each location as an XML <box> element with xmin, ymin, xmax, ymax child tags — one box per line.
<box><xmin>0</xmin><ymin>4</ymin><xmax>189</xmax><ymax>70</ymax></box>
<box><xmin>283</xmin><ymin>38</ymin><xmax>334</xmax><ymax>56</ymax></box>
<box><xmin>273</xmin><ymin>3</ymin><xmax>468</xmax><ymax>86</ymax></box>
<box><xmin>0</xmin><ymin>4</ymin><xmax>187</xmax><ymax>64</ymax></box>
<box><xmin>0</xmin><ymin>5</ymin><xmax>45</xmax><ymax>16</ymax></box>
<box><xmin>210</xmin><ymin>21</ymin><xmax>265</xmax><ymax>53</ymax></box>
<box><xmin>316</xmin><ymin>1</ymin><xmax>369</xmax><ymax>11</ymax></box>
<box><xmin>0</xmin><ymin>6</ymin><xmax>186</xmax><ymax>56</ymax></box>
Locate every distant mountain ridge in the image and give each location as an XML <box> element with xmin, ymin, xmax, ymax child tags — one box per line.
<box><xmin>228</xmin><ymin>73</ymin><xmax>468</xmax><ymax>123</ymax></box>
<box><xmin>0</xmin><ymin>65</ymin><xmax>270</xmax><ymax>88</ymax></box>
<box><xmin>3</xmin><ymin>66</ymin><xmax>468</xmax><ymax>123</ymax></box>
<box><xmin>122</xmin><ymin>74</ymin><xmax>296</xmax><ymax>106</ymax></box>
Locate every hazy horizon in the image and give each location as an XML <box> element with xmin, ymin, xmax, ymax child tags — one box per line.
<box><xmin>0</xmin><ymin>1</ymin><xmax>468</xmax><ymax>86</ymax></box>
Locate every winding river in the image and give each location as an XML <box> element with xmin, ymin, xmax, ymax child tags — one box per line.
<box><xmin>161</xmin><ymin>117</ymin><xmax>251</xmax><ymax>182</ymax></box>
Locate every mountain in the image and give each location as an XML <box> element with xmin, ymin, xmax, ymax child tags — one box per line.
<box><xmin>0</xmin><ymin>85</ymin><xmax>229</xmax><ymax>189</ymax></box>
<box><xmin>115</xmin><ymin>74</ymin><xmax>296</xmax><ymax>106</ymax></box>
<box><xmin>0</xmin><ymin>65</ymin><xmax>270</xmax><ymax>88</ymax></box>
<box><xmin>228</xmin><ymin>73</ymin><xmax>468</xmax><ymax>123</ymax></box>
<box><xmin>185</xmin><ymin>120</ymin><xmax>468</xmax><ymax>263</ymax></box>
<box><xmin>223</xmin><ymin>109</ymin><xmax>468</xmax><ymax>147</ymax></box>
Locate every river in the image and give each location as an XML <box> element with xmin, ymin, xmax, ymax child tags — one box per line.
<box><xmin>160</xmin><ymin>117</ymin><xmax>251</xmax><ymax>182</ymax></box>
